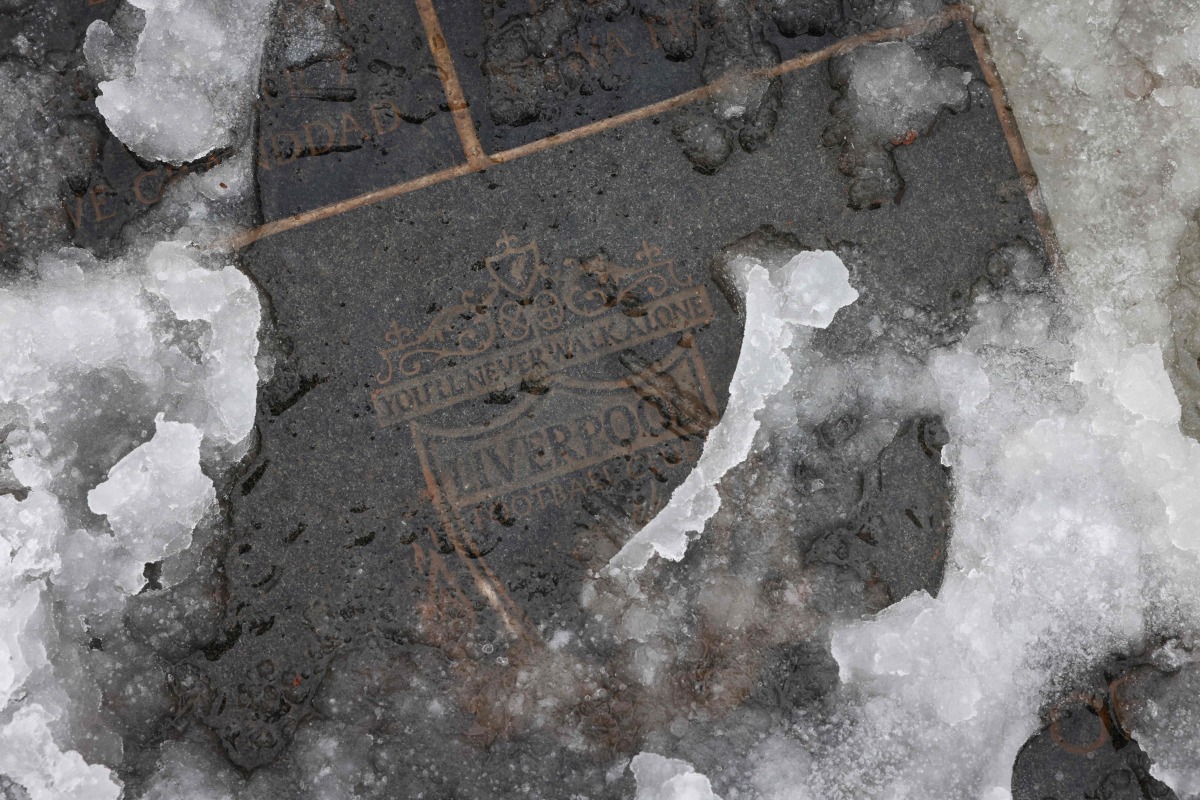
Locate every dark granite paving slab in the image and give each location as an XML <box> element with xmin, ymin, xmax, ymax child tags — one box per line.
<box><xmin>1013</xmin><ymin>661</ymin><xmax>1180</xmax><ymax>800</ymax></box>
<box><xmin>193</xmin><ymin>8</ymin><xmax>1079</xmax><ymax>781</ymax></box>
<box><xmin>433</xmin><ymin>0</ymin><xmax>843</xmax><ymax>152</ymax></box>
<box><xmin>254</xmin><ymin>0</ymin><xmax>467</xmax><ymax>221</ymax></box>
<box><xmin>252</xmin><ymin>0</ymin><xmax>962</xmax><ymax>220</ymax></box>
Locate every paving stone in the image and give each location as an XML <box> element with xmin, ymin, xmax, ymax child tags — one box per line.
<box><xmin>203</xmin><ymin>7</ymin><xmax>1050</xmax><ymax>773</ymax></box>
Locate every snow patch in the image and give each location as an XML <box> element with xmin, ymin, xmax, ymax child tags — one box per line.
<box><xmin>0</xmin><ymin>704</ymin><xmax>120</xmax><ymax>800</ymax></box>
<box><xmin>843</xmin><ymin>41</ymin><xmax>969</xmax><ymax>141</ymax></box>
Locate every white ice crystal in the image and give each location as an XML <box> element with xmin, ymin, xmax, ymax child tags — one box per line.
<box><xmin>88</xmin><ymin>414</ymin><xmax>215</xmax><ymax>579</ymax></box>
<box><xmin>631</xmin><ymin>753</ymin><xmax>722</xmax><ymax>800</ymax></box>
<box><xmin>844</xmin><ymin>40</ymin><xmax>970</xmax><ymax>140</ymax></box>
<box><xmin>90</xmin><ymin>0</ymin><xmax>274</xmax><ymax>163</ymax></box>
<box><xmin>953</xmin><ymin>0</ymin><xmax>1200</xmax><ymax>790</ymax></box>
<box><xmin>0</xmin><ymin>582</ymin><xmax>44</xmax><ymax>710</ymax></box>
<box><xmin>0</xmin><ymin>241</ymin><xmax>261</xmax><ymax>797</ymax></box>
<box><xmin>0</xmin><ymin>169</ymin><xmax>265</xmax><ymax>800</ymax></box>
<box><xmin>0</xmin><ymin>704</ymin><xmax>119</xmax><ymax>800</ymax></box>
<box><xmin>0</xmin><ymin>0</ymin><xmax>273</xmax><ymax>792</ymax></box>
<box><xmin>609</xmin><ymin>251</ymin><xmax>857</xmax><ymax>571</ymax></box>
<box><xmin>149</xmin><ymin>241</ymin><xmax>262</xmax><ymax>445</ymax></box>
<box><xmin>705</xmin><ymin>283</ymin><xmax>1152</xmax><ymax>797</ymax></box>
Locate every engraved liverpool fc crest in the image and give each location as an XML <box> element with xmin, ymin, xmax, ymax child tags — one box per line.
<box><xmin>368</xmin><ymin>232</ymin><xmax>719</xmax><ymax>527</ymax></box>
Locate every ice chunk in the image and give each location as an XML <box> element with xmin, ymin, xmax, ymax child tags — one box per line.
<box><xmin>0</xmin><ymin>704</ymin><xmax>120</xmax><ymax>800</ymax></box>
<box><xmin>609</xmin><ymin>251</ymin><xmax>858</xmax><ymax>571</ymax></box>
<box><xmin>0</xmin><ymin>241</ymin><xmax>260</xmax><ymax>792</ymax></box>
<box><xmin>82</xmin><ymin>7</ymin><xmax>142</xmax><ymax>84</ymax></box>
<box><xmin>929</xmin><ymin>351</ymin><xmax>990</xmax><ymax>419</ymax></box>
<box><xmin>87</xmin><ymin>414</ymin><xmax>215</xmax><ymax>568</ymax></box>
<box><xmin>631</xmin><ymin>753</ymin><xmax>722</xmax><ymax>800</ymax></box>
<box><xmin>149</xmin><ymin>242</ymin><xmax>262</xmax><ymax>444</ymax></box>
<box><xmin>83</xmin><ymin>21</ymin><xmax>120</xmax><ymax>80</ymax></box>
<box><xmin>0</xmin><ymin>490</ymin><xmax>65</xmax><ymax>580</ymax></box>
<box><xmin>0</xmin><ymin>583</ymin><xmax>45</xmax><ymax>710</ymax></box>
<box><xmin>824</xmin><ymin>41</ymin><xmax>970</xmax><ymax>208</ymax></box>
<box><xmin>1110</xmin><ymin>345</ymin><xmax>1181</xmax><ymax>424</ymax></box>
<box><xmin>0</xmin><ymin>0</ymin><xmax>270</xmax><ymax>792</ymax></box>
<box><xmin>749</xmin><ymin>736</ymin><xmax>813</xmax><ymax>800</ymax></box>
<box><xmin>777</xmin><ymin>252</ymin><xmax>862</xmax><ymax>328</ymax></box>
<box><xmin>778</xmin><ymin>286</ymin><xmax>1147</xmax><ymax>797</ymax></box>
<box><xmin>841</xmin><ymin>42</ymin><xmax>969</xmax><ymax>140</ymax></box>
<box><xmin>93</xmin><ymin>0</ymin><xmax>274</xmax><ymax>162</ymax></box>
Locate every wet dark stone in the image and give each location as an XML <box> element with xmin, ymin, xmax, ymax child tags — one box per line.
<box><xmin>436</xmin><ymin>0</ymin><xmax>920</xmax><ymax>155</ymax></box>
<box><xmin>125</xmin><ymin>557</ymin><xmax>225</xmax><ymax>662</ymax></box>
<box><xmin>749</xmin><ymin>640</ymin><xmax>841</xmax><ymax>710</ymax></box>
<box><xmin>805</xmin><ymin>415</ymin><xmax>952</xmax><ymax>603</ymax></box>
<box><xmin>6</xmin><ymin>1</ymin><xmax>1170</xmax><ymax>798</ymax></box>
<box><xmin>770</xmin><ymin>0</ymin><xmax>843</xmax><ymax>37</ymax></box>
<box><xmin>1009</xmin><ymin>644</ymin><xmax>1197</xmax><ymax>800</ymax></box>
<box><xmin>1019</xmin><ymin>720</ymin><xmax>1108</xmax><ymax>795</ymax></box>
<box><xmin>672</xmin><ymin>110</ymin><xmax>736</xmax><ymax>174</ymax></box>
<box><xmin>1012</xmin><ymin>699</ymin><xmax>1178</xmax><ymax>800</ymax></box>
<box><xmin>200</xmin><ymin>5</ymin><xmax>1048</xmax><ymax>783</ymax></box>
<box><xmin>254</xmin><ymin>0</ymin><xmax>461</xmax><ymax>220</ymax></box>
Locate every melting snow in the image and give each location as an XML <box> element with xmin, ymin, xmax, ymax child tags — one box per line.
<box><xmin>0</xmin><ymin>0</ymin><xmax>269</xmax><ymax>792</ymax></box>
<box><xmin>632</xmin><ymin>753</ymin><xmax>722</xmax><ymax>800</ymax></box>
<box><xmin>610</xmin><ymin>251</ymin><xmax>859</xmax><ymax>571</ymax></box>
<box><xmin>89</xmin><ymin>0</ymin><xmax>274</xmax><ymax>163</ymax></box>
<box><xmin>87</xmin><ymin>415</ymin><xmax>215</xmax><ymax>584</ymax></box>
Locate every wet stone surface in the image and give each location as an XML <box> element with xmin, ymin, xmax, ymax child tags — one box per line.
<box><xmin>1011</xmin><ymin>651</ymin><xmax>1183</xmax><ymax>800</ymax></box>
<box><xmin>255</xmin><ymin>0</ymin><xmax>464</xmax><ymax>220</ymax></box>
<box><xmin>0</xmin><ymin>0</ymin><xmax>1191</xmax><ymax>796</ymax></box>
<box><xmin>164</xmin><ymin>3</ymin><xmax>1073</xmax><ymax>787</ymax></box>
<box><xmin>253</xmin><ymin>0</ymin><xmax>961</xmax><ymax>218</ymax></box>
<box><xmin>445</xmin><ymin>0</ymin><xmax>954</xmax><ymax>151</ymax></box>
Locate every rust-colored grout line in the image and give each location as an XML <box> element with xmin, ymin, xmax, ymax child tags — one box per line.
<box><xmin>961</xmin><ymin>8</ymin><xmax>1063</xmax><ymax>271</ymax></box>
<box><xmin>219</xmin><ymin>5</ymin><xmax>982</xmax><ymax>252</ymax></box>
<box><xmin>223</xmin><ymin>162</ymin><xmax>477</xmax><ymax>249</ymax></box>
<box><xmin>414</xmin><ymin>0</ymin><xmax>490</xmax><ymax>169</ymax></box>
